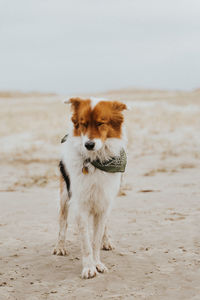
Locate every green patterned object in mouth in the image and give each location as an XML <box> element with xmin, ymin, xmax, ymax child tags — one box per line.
<box><xmin>91</xmin><ymin>149</ymin><xmax>127</xmax><ymax>173</ymax></box>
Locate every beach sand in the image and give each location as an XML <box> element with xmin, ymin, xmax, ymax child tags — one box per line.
<box><xmin>0</xmin><ymin>90</ymin><xmax>200</xmax><ymax>299</ymax></box>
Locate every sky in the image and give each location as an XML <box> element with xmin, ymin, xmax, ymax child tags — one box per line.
<box><xmin>0</xmin><ymin>0</ymin><xmax>200</xmax><ymax>95</ymax></box>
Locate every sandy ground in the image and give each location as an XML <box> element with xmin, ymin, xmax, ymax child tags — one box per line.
<box><xmin>0</xmin><ymin>89</ymin><xmax>200</xmax><ymax>299</ymax></box>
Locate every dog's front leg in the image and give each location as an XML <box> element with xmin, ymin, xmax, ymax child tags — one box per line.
<box><xmin>77</xmin><ymin>212</ymin><xmax>98</xmax><ymax>279</ymax></box>
<box><xmin>93</xmin><ymin>213</ymin><xmax>108</xmax><ymax>273</ymax></box>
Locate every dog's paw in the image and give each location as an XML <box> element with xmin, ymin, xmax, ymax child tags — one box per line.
<box><xmin>52</xmin><ymin>242</ymin><xmax>69</xmax><ymax>256</ymax></box>
<box><xmin>118</xmin><ymin>188</ymin><xmax>126</xmax><ymax>196</ymax></box>
<box><xmin>95</xmin><ymin>262</ymin><xmax>108</xmax><ymax>273</ymax></box>
<box><xmin>102</xmin><ymin>239</ymin><xmax>115</xmax><ymax>251</ymax></box>
<box><xmin>81</xmin><ymin>266</ymin><xmax>98</xmax><ymax>279</ymax></box>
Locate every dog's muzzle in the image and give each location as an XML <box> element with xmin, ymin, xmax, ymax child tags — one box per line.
<box><xmin>85</xmin><ymin>140</ymin><xmax>95</xmax><ymax>151</ymax></box>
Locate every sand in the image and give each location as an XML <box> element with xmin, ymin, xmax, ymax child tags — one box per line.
<box><xmin>0</xmin><ymin>90</ymin><xmax>200</xmax><ymax>299</ymax></box>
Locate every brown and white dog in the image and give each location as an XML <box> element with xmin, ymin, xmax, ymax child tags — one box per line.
<box><xmin>53</xmin><ymin>97</ymin><xmax>127</xmax><ymax>279</ymax></box>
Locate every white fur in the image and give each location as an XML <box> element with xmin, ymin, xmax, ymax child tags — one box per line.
<box><xmin>90</xmin><ymin>96</ymin><xmax>108</xmax><ymax>109</ymax></box>
<box><xmin>61</xmin><ymin>133</ymin><xmax>122</xmax><ymax>278</ymax></box>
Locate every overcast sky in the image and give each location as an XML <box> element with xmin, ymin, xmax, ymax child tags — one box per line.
<box><xmin>0</xmin><ymin>0</ymin><xmax>200</xmax><ymax>94</ymax></box>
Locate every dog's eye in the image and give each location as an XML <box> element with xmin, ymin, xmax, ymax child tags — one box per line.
<box><xmin>81</xmin><ymin>123</ymin><xmax>88</xmax><ymax>128</ymax></box>
<box><xmin>97</xmin><ymin>122</ymin><xmax>104</xmax><ymax>127</ymax></box>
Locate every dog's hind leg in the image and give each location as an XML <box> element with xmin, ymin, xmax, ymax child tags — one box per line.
<box><xmin>53</xmin><ymin>175</ymin><xmax>69</xmax><ymax>256</ymax></box>
<box><xmin>118</xmin><ymin>173</ymin><xmax>126</xmax><ymax>196</ymax></box>
<box><xmin>101</xmin><ymin>225</ymin><xmax>115</xmax><ymax>251</ymax></box>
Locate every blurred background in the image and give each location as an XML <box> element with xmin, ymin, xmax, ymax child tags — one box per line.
<box><xmin>1</xmin><ymin>0</ymin><xmax>200</xmax><ymax>95</ymax></box>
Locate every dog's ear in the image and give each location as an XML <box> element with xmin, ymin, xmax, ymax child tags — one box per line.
<box><xmin>109</xmin><ymin>101</ymin><xmax>127</xmax><ymax>130</ymax></box>
<box><xmin>65</xmin><ymin>97</ymin><xmax>82</xmax><ymax>129</ymax></box>
<box><xmin>112</xmin><ymin>101</ymin><xmax>127</xmax><ymax>111</ymax></box>
<box><xmin>64</xmin><ymin>97</ymin><xmax>81</xmax><ymax>110</ymax></box>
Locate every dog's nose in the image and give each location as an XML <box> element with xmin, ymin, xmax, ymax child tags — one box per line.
<box><xmin>85</xmin><ymin>140</ymin><xmax>95</xmax><ymax>150</ymax></box>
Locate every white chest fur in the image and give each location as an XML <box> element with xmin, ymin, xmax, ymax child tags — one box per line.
<box><xmin>61</xmin><ymin>135</ymin><xmax>121</xmax><ymax>215</ymax></box>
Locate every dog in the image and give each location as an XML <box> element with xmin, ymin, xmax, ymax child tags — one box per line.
<box><xmin>53</xmin><ymin>97</ymin><xmax>127</xmax><ymax>279</ymax></box>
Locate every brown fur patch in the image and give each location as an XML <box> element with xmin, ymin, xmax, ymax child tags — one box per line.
<box><xmin>60</xmin><ymin>174</ymin><xmax>65</xmax><ymax>196</ymax></box>
<box><xmin>59</xmin><ymin>175</ymin><xmax>68</xmax><ymax>217</ymax></box>
<box><xmin>69</xmin><ymin>98</ymin><xmax>127</xmax><ymax>140</ymax></box>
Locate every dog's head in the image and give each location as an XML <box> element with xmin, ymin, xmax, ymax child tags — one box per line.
<box><xmin>67</xmin><ymin>97</ymin><xmax>127</xmax><ymax>152</ymax></box>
